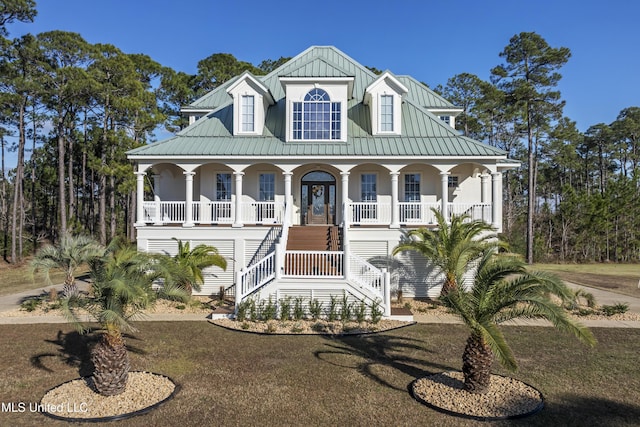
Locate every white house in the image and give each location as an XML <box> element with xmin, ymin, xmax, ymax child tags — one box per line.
<box><xmin>127</xmin><ymin>46</ymin><xmax>518</xmax><ymax>317</ymax></box>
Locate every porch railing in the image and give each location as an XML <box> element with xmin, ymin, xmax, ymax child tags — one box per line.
<box><xmin>398</xmin><ymin>202</ymin><xmax>440</xmax><ymax>224</ymax></box>
<box><xmin>283</xmin><ymin>251</ymin><xmax>344</xmax><ymax>278</ymax></box>
<box><xmin>142</xmin><ymin>201</ymin><xmax>284</xmax><ymax>225</ymax></box>
<box><xmin>448</xmin><ymin>203</ymin><xmax>492</xmax><ymax>223</ymax></box>
<box><xmin>349</xmin><ymin>202</ymin><xmax>392</xmax><ymax>225</ymax></box>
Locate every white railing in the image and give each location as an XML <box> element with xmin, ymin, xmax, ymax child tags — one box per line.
<box><xmin>142</xmin><ymin>201</ymin><xmax>186</xmax><ymax>223</ymax></box>
<box><xmin>349</xmin><ymin>202</ymin><xmax>392</xmax><ymax>225</ymax></box>
<box><xmin>236</xmin><ymin>251</ymin><xmax>276</xmax><ymax>300</ymax></box>
<box><xmin>348</xmin><ymin>252</ymin><xmax>383</xmax><ymax>295</ymax></box>
<box><xmin>283</xmin><ymin>251</ymin><xmax>344</xmax><ymax>278</ymax></box>
<box><xmin>449</xmin><ymin>203</ymin><xmax>492</xmax><ymax>223</ymax></box>
<box><xmin>398</xmin><ymin>202</ymin><xmax>441</xmax><ymax>224</ymax></box>
<box><xmin>193</xmin><ymin>201</ymin><xmax>234</xmax><ymax>224</ymax></box>
<box><xmin>241</xmin><ymin>201</ymin><xmax>285</xmax><ymax>224</ymax></box>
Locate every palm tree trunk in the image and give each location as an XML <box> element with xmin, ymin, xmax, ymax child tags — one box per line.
<box><xmin>91</xmin><ymin>328</ymin><xmax>130</xmax><ymax>396</ymax></box>
<box><xmin>462</xmin><ymin>334</ymin><xmax>493</xmax><ymax>394</ymax></box>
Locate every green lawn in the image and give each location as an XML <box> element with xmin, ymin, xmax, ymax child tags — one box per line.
<box><xmin>0</xmin><ymin>261</ymin><xmax>89</xmax><ymax>296</ymax></box>
<box><xmin>0</xmin><ymin>322</ymin><xmax>639</xmax><ymax>426</ymax></box>
<box><xmin>535</xmin><ymin>263</ymin><xmax>640</xmax><ymax>298</ymax></box>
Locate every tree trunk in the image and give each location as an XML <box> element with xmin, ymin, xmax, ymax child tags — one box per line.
<box><xmin>11</xmin><ymin>96</ymin><xmax>27</xmax><ymax>263</ymax></box>
<box><xmin>91</xmin><ymin>330</ymin><xmax>130</xmax><ymax>396</ymax></box>
<box><xmin>462</xmin><ymin>334</ymin><xmax>493</xmax><ymax>394</ymax></box>
<box><xmin>526</xmin><ymin>103</ymin><xmax>535</xmax><ymax>264</ymax></box>
<box><xmin>57</xmin><ymin>111</ymin><xmax>67</xmax><ymax>237</ymax></box>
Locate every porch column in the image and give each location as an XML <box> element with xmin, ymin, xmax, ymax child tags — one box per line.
<box><xmin>491</xmin><ymin>172</ymin><xmax>503</xmax><ymax>232</ymax></box>
<box><xmin>440</xmin><ymin>171</ymin><xmax>450</xmax><ymax>221</ymax></box>
<box><xmin>233</xmin><ymin>172</ymin><xmax>244</xmax><ymax>228</ymax></box>
<box><xmin>153</xmin><ymin>174</ymin><xmax>162</xmax><ymax>225</ymax></box>
<box><xmin>390</xmin><ymin>171</ymin><xmax>400</xmax><ymax>229</ymax></box>
<box><xmin>135</xmin><ymin>171</ymin><xmax>146</xmax><ymax>226</ymax></box>
<box><xmin>480</xmin><ymin>173</ymin><xmax>490</xmax><ymax>204</ymax></box>
<box><xmin>340</xmin><ymin>172</ymin><xmax>350</xmax><ymax>227</ymax></box>
<box><xmin>183</xmin><ymin>171</ymin><xmax>195</xmax><ymax>227</ymax></box>
<box><xmin>283</xmin><ymin>171</ymin><xmax>292</xmax><ymax>225</ymax></box>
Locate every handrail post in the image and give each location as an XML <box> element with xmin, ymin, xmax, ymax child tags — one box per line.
<box><xmin>275</xmin><ymin>242</ymin><xmax>283</xmax><ymax>280</ymax></box>
<box><xmin>235</xmin><ymin>268</ymin><xmax>244</xmax><ymax>312</ymax></box>
<box><xmin>382</xmin><ymin>268</ymin><xmax>391</xmax><ymax>317</ymax></box>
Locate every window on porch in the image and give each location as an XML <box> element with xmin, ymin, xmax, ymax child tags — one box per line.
<box><xmin>403</xmin><ymin>173</ymin><xmax>421</xmax><ymax>221</ymax></box>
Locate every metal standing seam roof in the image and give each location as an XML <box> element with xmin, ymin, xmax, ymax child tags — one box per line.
<box><xmin>129</xmin><ymin>46</ymin><xmax>507</xmax><ymax>159</ymax></box>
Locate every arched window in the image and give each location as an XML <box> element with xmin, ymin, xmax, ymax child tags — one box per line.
<box><xmin>293</xmin><ymin>88</ymin><xmax>341</xmax><ymax>140</ymax></box>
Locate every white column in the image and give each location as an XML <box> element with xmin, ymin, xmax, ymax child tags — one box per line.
<box><xmin>233</xmin><ymin>172</ymin><xmax>244</xmax><ymax>228</ymax></box>
<box><xmin>283</xmin><ymin>171</ymin><xmax>293</xmax><ymax>225</ymax></box>
<box><xmin>135</xmin><ymin>171</ymin><xmax>146</xmax><ymax>226</ymax></box>
<box><xmin>153</xmin><ymin>174</ymin><xmax>162</xmax><ymax>225</ymax></box>
<box><xmin>492</xmin><ymin>172</ymin><xmax>503</xmax><ymax>232</ymax></box>
<box><xmin>480</xmin><ymin>173</ymin><xmax>490</xmax><ymax>204</ymax></box>
<box><xmin>183</xmin><ymin>171</ymin><xmax>195</xmax><ymax>227</ymax></box>
<box><xmin>340</xmin><ymin>172</ymin><xmax>350</xmax><ymax>227</ymax></box>
<box><xmin>440</xmin><ymin>171</ymin><xmax>450</xmax><ymax>221</ymax></box>
<box><xmin>390</xmin><ymin>171</ymin><xmax>400</xmax><ymax>229</ymax></box>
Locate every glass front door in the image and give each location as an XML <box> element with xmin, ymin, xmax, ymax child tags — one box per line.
<box><xmin>301</xmin><ymin>171</ymin><xmax>336</xmax><ymax>225</ymax></box>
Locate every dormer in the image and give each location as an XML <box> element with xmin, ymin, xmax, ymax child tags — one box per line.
<box><xmin>428</xmin><ymin>108</ymin><xmax>464</xmax><ymax>130</ymax></box>
<box><xmin>364</xmin><ymin>71</ymin><xmax>408</xmax><ymax>136</ymax></box>
<box><xmin>280</xmin><ymin>77</ymin><xmax>354</xmax><ymax>142</ymax></box>
<box><xmin>226</xmin><ymin>72</ymin><xmax>275</xmax><ymax>136</ymax></box>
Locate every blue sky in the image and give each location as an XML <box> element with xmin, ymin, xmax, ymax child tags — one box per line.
<box><xmin>5</xmin><ymin>0</ymin><xmax>640</xmax><ymax>168</ymax></box>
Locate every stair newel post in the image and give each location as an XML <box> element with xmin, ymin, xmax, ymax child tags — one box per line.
<box><xmin>382</xmin><ymin>268</ymin><xmax>391</xmax><ymax>317</ymax></box>
<box><xmin>235</xmin><ymin>268</ymin><xmax>244</xmax><ymax>312</ymax></box>
<box><xmin>275</xmin><ymin>242</ymin><xmax>283</xmax><ymax>280</ymax></box>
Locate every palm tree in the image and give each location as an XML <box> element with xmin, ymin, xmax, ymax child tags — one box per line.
<box><xmin>62</xmin><ymin>238</ymin><xmax>158</xmax><ymax>396</ymax></box>
<box><xmin>166</xmin><ymin>238</ymin><xmax>227</xmax><ymax>295</ymax></box>
<box><xmin>392</xmin><ymin>209</ymin><xmax>501</xmax><ymax>296</ymax></box>
<box><xmin>442</xmin><ymin>250</ymin><xmax>596</xmax><ymax>393</ymax></box>
<box><xmin>30</xmin><ymin>233</ymin><xmax>105</xmax><ymax>297</ymax></box>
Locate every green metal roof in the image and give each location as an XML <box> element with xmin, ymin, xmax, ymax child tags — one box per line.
<box><xmin>130</xmin><ymin>46</ymin><xmax>506</xmax><ymax>159</ymax></box>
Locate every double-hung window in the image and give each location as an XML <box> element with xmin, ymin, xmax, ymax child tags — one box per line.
<box><xmin>214</xmin><ymin>173</ymin><xmax>232</xmax><ymax>220</ymax></box>
<box><xmin>293</xmin><ymin>88</ymin><xmax>341</xmax><ymax>140</ymax></box>
<box><xmin>257</xmin><ymin>173</ymin><xmax>275</xmax><ymax>221</ymax></box>
<box><xmin>380</xmin><ymin>95</ymin><xmax>394</xmax><ymax>132</ymax></box>
<box><xmin>360</xmin><ymin>173</ymin><xmax>377</xmax><ymax>220</ymax></box>
<box><xmin>241</xmin><ymin>95</ymin><xmax>255</xmax><ymax>132</ymax></box>
<box><xmin>403</xmin><ymin>173</ymin><xmax>421</xmax><ymax>221</ymax></box>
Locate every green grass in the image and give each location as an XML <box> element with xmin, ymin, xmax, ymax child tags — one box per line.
<box><xmin>534</xmin><ymin>263</ymin><xmax>640</xmax><ymax>298</ymax></box>
<box><xmin>0</xmin><ymin>322</ymin><xmax>639</xmax><ymax>426</ymax></box>
<box><xmin>0</xmin><ymin>261</ymin><xmax>89</xmax><ymax>296</ymax></box>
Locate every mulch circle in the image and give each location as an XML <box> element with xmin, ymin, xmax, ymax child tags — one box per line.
<box><xmin>410</xmin><ymin>371</ymin><xmax>544</xmax><ymax>421</ymax></box>
<box><xmin>40</xmin><ymin>371</ymin><xmax>179</xmax><ymax>423</ymax></box>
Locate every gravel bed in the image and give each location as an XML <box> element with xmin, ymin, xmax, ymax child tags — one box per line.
<box><xmin>40</xmin><ymin>372</ymin><xmax>176</xmax><ymax>420</ymax></box>
<box><xmin>412</xmin><ymin>371</ymin><xmax>543</xmax><ymax>420</ymax></box>
<box><xmin>211</xmin><ymin>318</ymin><xmax>412</xmax><ymax>335</ymax></box>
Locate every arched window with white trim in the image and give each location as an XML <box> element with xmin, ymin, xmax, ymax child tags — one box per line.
<box><xmin>292</xmin><ymin>88</ymin><xmax>341</xmax><ymax>140</ymax></box>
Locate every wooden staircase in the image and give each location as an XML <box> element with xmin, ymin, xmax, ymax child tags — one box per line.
<box><xmin>286</xmin><ymin>226</ymin><xmax>342</xmax><ymax>251</ymax></box>
<box><xmin>285</xmin><ymin>226</ymin><xmax>342</xmax><ymax>276</ymax></box>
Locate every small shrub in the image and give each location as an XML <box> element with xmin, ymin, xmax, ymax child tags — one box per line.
<box><xmin>262</xmin><ymin>297</ymin><xmax>277</xmax><ymax>321</ymax></box>
<box><xmin>241</xmin><ymin>322</ymin><xmax>251</xmax><ymax>330</ymax></box>
<box><xmin>577</xmin><ymin>308</ymin><xmax>597</xmax><ymax>316</ymax></box>
<box><xmin>279</xmin><ymin>296</ymin><xmax>292</xmax><ymax>321</ymax></box>
<box><xmin>354</xmin><ymin>301</ymin><xmax>367</xmax><ymax>323</ymax></box>
<box><xmin>236</xmin><ymin>299</ymin><xmax>252</xmax><ymax>322</ymax></box>
<box><xmin>340</xmin><ymin>294</ymin><xmax>353</xmax><ymax>322</ymax></box>
<box><xmin>370</xmin><ymin>299</ymin><xmax>383</xmax><ymax>324</ymax></box>
<box><xmin>293</xmin><ymin>297</ymin><xmax>305</xmax><ymax>320</ymax></box>
<box><xmin>265</xmin><ymin>320</ymin><xmax>278</xmax><ymax>333</ymax></box>
<box><xmin>328</xmin><ymin>296</ymin><xmax>339</xmax><ymax>322</ymax></box>
<box><xmin>403</xmin><ymin>302</ymin><xmax>412</xmax><ymax>310</ymax></box>
<box><xmin>601</xmin><ymin>303</ymin><xmax>629</xmax><ymax>316</ymax></box>
<box><xmin>176</xmin><ymin>304</ymin><xmax>186</xmax><ymax>310</ymax></box>
<box><xmin>308</xmin><ymin>299</ymin><xmax>323</xmax><ymax>320</ymax></box>
<box><xmin>20</xmin><ymin>298</ymin><xmax>42</xmax><ymax>312</ymax></box>
<box><xmin>291</xmin><ymin>322</ymin><xmax>304</xmax><ymax>333</ymax></box>
<box><xmin>252</xmin><ymin>299</ymin><xmax>261</xmax><ymax>321</ymax></box>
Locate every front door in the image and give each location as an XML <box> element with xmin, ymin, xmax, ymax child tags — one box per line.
<box><xmin>301</xmin><ymin>171</ymin><xmax>336</xmax><ymax>225</ymax></box>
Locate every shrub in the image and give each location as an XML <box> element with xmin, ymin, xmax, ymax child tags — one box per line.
<box><xmin>279</xmin><ymin>296</ymin><xmax>292</xmax><ymax>321</ymax></box>
<box><xmin>601</xmin><ymin>303</ymin><xmax>629</xmax><ymax>316</ymax></box>
<box><xmin>20</xmin><ymin>298</ymin><xmax>42</xmax><ymax>312</ymax></box>
<box><xmin>328</xmin><ymin>296</ymin><xmax>339</xmax><ymax>322</ymax></box>
<box><xmin>370</xmin><ymin>299</ymin><xmax>383</xmax><ymax>324</ymax></box>
<box><xmin>236</xmin><ymin>299</ymin><xmax>252</xmax><ymax>322</ymax></box>
<box><xmin>262</xmin><ymin>297</ymin><xmax>277</xmax><ymax>321</ymax></box>
<box><xmin>293</xmin><ymin>297</ymin><xmax>305</xmax><ymax>320</ymax></box>
<box><xmin>354</xmin><ymin>301</ymin><xmax>367</xmax><ymax>323</ymax></box>
<box><xmin>339</xmin><ymin>294</ymin><xmax>353</xmax><ymax>322</ymax></box>
<box><xmin>308</xmin><ymin>299</ymin><xmax>323</xmax><ymax>320</ymax></box>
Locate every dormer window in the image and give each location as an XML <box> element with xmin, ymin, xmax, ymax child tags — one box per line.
<box><xmin>380</xmin><ymin>95</ymin><xmax>394</xmax><ymax>132</ymax></box>
<box><xmin>292</xmin><ymin>88</ymin><xmax>341</xmax><ymax>140</ymax></box>
<box><xmin>364</xmin><ymin>71</ymin><xmax>407</xmax><ymax>136</ymax></box>
<box><xmin>241</xmin><ymin>95</ymin><xmax>255</xmax><ymax>132</ymax></box>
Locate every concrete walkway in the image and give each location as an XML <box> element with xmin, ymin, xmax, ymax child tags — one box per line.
<box><xmin>1</xmin><ymin>281</ymin><xmax>639</xmax><ymax>327</ymax></box>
